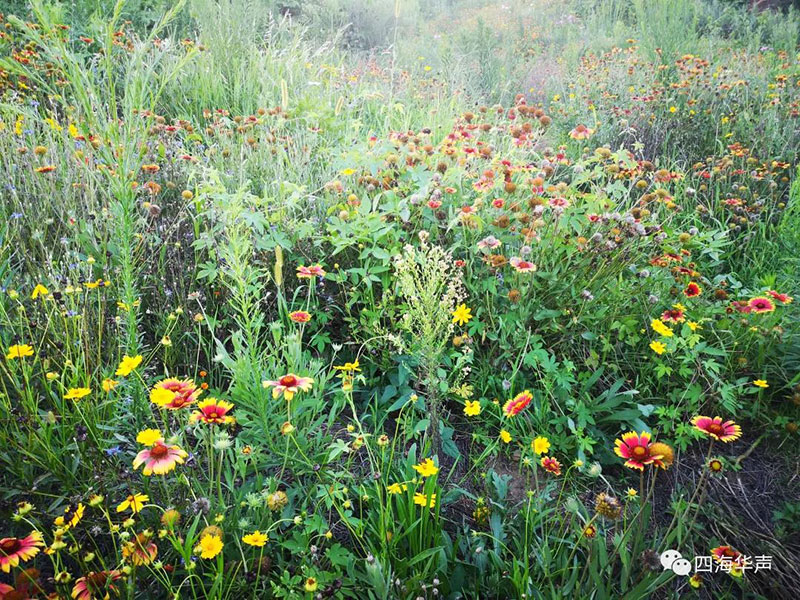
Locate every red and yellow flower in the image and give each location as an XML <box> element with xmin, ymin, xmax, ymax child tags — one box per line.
<box><xmin>711</xmin><ymin>546</ymin><xmax>747</xmax><ymax>577</ymax></box>
<box><xmin>503</xmin><ymin>390</ymin><xmax>532</xmax><ymax>417</ymax></box>
<box><xmin>0</xmin><ymin>531</ymin><xmax>44</xmax><ymax>573</ymax></box>
<box><xmin>0</xmin><ymin>567</ymin><xmax>42</xmax><ymax>597</ymax></box>
<box><xmin>691</xmin><ymin>416</ymin><xmax>741</xmax><ymax>442</ymax></box>
<box><xmin>660</xmin><ymin>307</ymin><xmax>685</xmax><ymax>323</ymax></box>
<box><xmin>189</xmin><ymin>398</ymin><xmax>235</xmax><ymax>425</ymax></box>
<box><xmin>683</xmin><ymin>282</ymin><xmax>702</xmax><ymax>297</ymax></box>
<box><xmin>540</xmin><ymin>457</ymin><xmax>562</xmax><ymax>476</ymax></box>
<box><xmin>766</xmin><ymin>290</ymin><xmax>792</xmax><ymax>305</ymax></box>
<box><xmin>289</xmin><ymin>310</ymin><xmax>312</xmax><ymax>323</ymax></box>
<box><xmin>150</xmin><ymin>378</ymin><xmax>201</xmax><ymax>409</ymax></box>
<box><xmin>71</xmin><ymin>570</ymin><xmax>122</xmax><ymax>600</ymax></box>
<box><xmin>122</xmin><ymin>532</ymin><xmax>157</xmax><ymax>566</ymax></box>
<box><xmin>614</xmin><ymin>431</ymin><xmax>664</xmax><ymax>470</ymax></box>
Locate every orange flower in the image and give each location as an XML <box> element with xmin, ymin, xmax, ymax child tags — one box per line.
<box><xmin>289</xmin><ymin>310</ymin><xmax>312</xmax><ymax>323</ymax></box>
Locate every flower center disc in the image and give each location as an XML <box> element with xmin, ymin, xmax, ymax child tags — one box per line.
<box><xmin>0</xmin><ymin>538</ymin><xmax>21</xmax><ymax>553</ymax></box>
<box><xmin>150</xmin><ymin>444</ymin><xmax>168</xmax><ymax>458</ymax></box>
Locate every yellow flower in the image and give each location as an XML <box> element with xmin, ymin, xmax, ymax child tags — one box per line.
<box><xmin>102</xmin><ymin>378</ymin><xmax>119</xmax><ymax>392</ymax></box>
<box><xmin>15</xmin><ymin>501</ymin><xmax>33</xmax><ymax>517</ymax></box>
<box><xmin>451</xmin><ymin>304</ymin><xmax>473</xmax><ymax>326</ymax></box>
<box><xmin>64</xmin><ymin>387</ymin><xmax>91</xmax><ymax>400</ymax></box>
<box><xmin>304</xmin><ymin>577</ymin><xmax>318</xmax><ymax>592</ymax></box>
<box><xmin>650</xmin><ymin>319</ymin><xmax>673</xmax><ymax>337</ymax></box>
<box><xmin>196</xmin><ymin>534</ymin><xmax>223</xmax><ymax>559</ymax></box>
<box><xmin>387</xmin><ymin>483</ymin><xmax>408</xmax><ymax>494</ymax></box>
<box><xmin>687</xmin><ymin>321</ymin><xmax>701</xmax><ymax>331</ymax></box>
<box><xmin>532</xmin><ymin>436</ymin><xmax>550</xmax><ymax>455</ymax></box>
<box><xmin>499</xmin><ymin>430</ymin><xmax>512</xmax><ymax>444</ymax></box>
<box><xmin>753</xmin><ymin>379</ymin><xmax>768</xmax><ymax>388</ymax></box>
<box><xmin>31</xmin><ymin>284</ymin><xmax>49</xmax><ymax>299</ymax></box>
<box><xmin>150</xmin><ymin>387</ymin><xmax>177</xmax><ymax>406</ymax></box>
<box><xmin>453</xmin><ymin>383</ymin><xmax>474</xmax><ymax>399</ymax></box>
<box><xmin>136</xmin><ymin>429</ymin><xmax>162</xmax><ymax>446</ymax></box>
<box><xmin>6</xmin><ymin>344</ymin><xmax>34</xmax><ymax>360</ymax></box>
<box><xmin>333</xmin><ymin>359</ymin><xmax>360</xmax><ymax>373</ymax></box>
<box><xmin>649</xmin><ymin>340</ymin><xmax>666</xmax><ymax>355</ymax></box>
<box><xmin>413</xmin><ymin>492</ymin><xmax>436</xmax><ymax>508</ymax></box>
<box><xmin>242</xmin><ymin>530</ymin><xmax>268</xmax><ymax>547</ymax></box>
<box><xmin>116</xmin><ymin>355</ymin><xmax>143</xmax><ymax>376</ymax></box>
<box><xmin>412</xmin><ymin>458</ymin><xmax>439</xmax><ymax>478</ymax></box>
<box><xmin>116</xmin><ymin>493</ymin><xmax>149</xmax><ymax>514</ymax></box>
<box><xmin>626</xmin><ymin>488</ymin><xmax>638</xmax><ymax>498</ymax></box>
<box><xmin>463</xmin><ymin>400</ymin><xmax>481</xmax><ymax>416</ymax></box>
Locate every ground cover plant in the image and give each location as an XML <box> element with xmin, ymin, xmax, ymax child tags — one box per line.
<box><xmin>0</xmin><ymin>0</ymin><xmax>799</xmax><ymax>598</ymax></box>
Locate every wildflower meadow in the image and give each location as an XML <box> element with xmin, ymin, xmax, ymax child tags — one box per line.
<box><xmin>0</xmin><ymin>0</ymin><xmax>799</xmax><ymax>598</ymax></box>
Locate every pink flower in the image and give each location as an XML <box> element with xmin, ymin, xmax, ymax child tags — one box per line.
<box><xmin>133</xmin><ymin>440</ymin><xmax>187</xmax><ymax>476</ymax></box>
<box><xmin>263</xmin><ymin>373</ymin><xmax>314</xmax><ymax>400</ymax></box>
<box><xmin>297</xmin><ymin>265</ymin><xmax>326</xmax><ymax>279</ymax></box>
<box><xmin>747</xmin><ymin>297</ymin><xmax>775</xmax><ymax>313</ymax></box>
<box><xmin>569</xmin><ymin>124</ymin><xmax>595</xmax><ymax>140</ymax></box>
<box><xmin>509</xmin><ymin>257</ymin><xmax>537</xmax><ymax>273</ymax></box>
